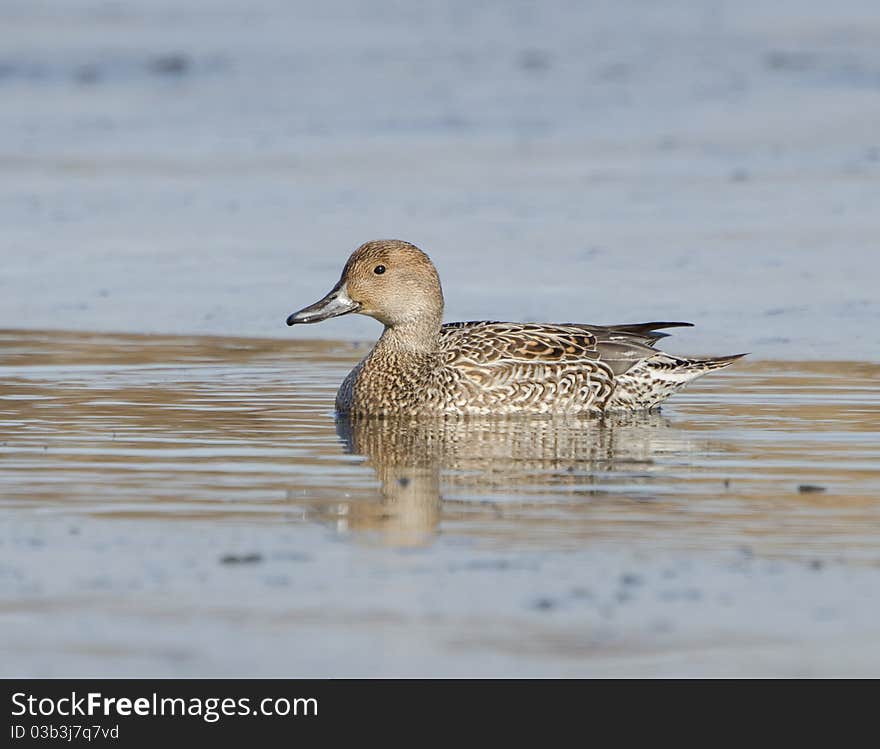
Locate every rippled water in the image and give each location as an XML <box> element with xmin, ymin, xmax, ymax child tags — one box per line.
<box><xmin>3</xmin><ymin>329</ymin><xmax>880</xmax><ymax>677</ymax></box>
<box><xmin>3</xmin><ymin>330</ymin><xmax>878</xmax><ymax>557</ymax></box>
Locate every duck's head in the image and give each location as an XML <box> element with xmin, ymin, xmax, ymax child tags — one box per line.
<box><xmin>286</xmin><ymin>239</ymin><xmax>444</xmax><ymax>328</ymax></box>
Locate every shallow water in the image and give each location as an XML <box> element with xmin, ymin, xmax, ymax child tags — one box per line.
<box><xmin>4</xmin><ymin>1</ymin><xmax>880</xmax><ymax>677</ymax></box>
<box><xmin>2</xmin><ymin>330</ymin><xmax>878</xmax><ymax>553</ymax></box>
<box><xmin>2</xmin><ymin>330</ymin><xmax>879</xmax><ymax>676</ymax></box>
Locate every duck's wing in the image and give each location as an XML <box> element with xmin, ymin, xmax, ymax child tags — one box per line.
<box><xmin>439</xmin><ymin>321</ymin><xmax>676</xmax><ymax>376</ymax></box>
<box><xmin>564</xmin><ymin>321</ymin><xmax>693</xmax><ymax>344</ymax></box>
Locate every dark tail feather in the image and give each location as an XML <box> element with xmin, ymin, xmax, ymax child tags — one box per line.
<box><xmin>685</xmin><ymin>352</ymin><xmax>748</xmax><ymax>371</ymax></box>
<box><xmin>607</xmin><ymin>321</ymin><xmax>694</xmax><ymax>340</ymax></box>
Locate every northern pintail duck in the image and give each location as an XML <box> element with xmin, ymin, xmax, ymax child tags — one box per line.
<box><xmin>286</xmin><ymin>240</ymin><xmax>743</xmax><ymax>416</ymax></box>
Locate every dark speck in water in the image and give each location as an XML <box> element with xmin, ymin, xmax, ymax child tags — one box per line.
<box><xmin>764</xmin><ymin>50</ymin><xmax>816</xmax><ymax>72</ymax></box>
<box><xmin>578</xmin><ymin>247</ymin><xmax>603</xmax><ymax>260</ymax></box>
<box><xmin>150</xmin><ymin>54</ymin><xmax>191</xmax><ymax>76</ymax></box>
<box><xmin>517</xmin><ymin>49</ymin><xmax>551</xmax><ymax>72</ymax></box>
<box><xmin>798</xmin><ymin>484</ymin><xmax>826</xmax><ymax>494</ymax></box>
<box><xmin>220</xmin><ymin>553</ymin><xmax>263</xmax><ymax>565</ymax></box>
<box><xmin>756</xmin><ymin>336</ymin><xmax>792</xmax><ymax>344</ymax></box>
<box><xmin>532</xmin><ymin>597</ymin><xmax>555</xmax><ymax>611</ymax></box>
<box><xmin>75</xmin><ymin>65</ymin><xmax>101</xmax><ymax>85</ymax></box>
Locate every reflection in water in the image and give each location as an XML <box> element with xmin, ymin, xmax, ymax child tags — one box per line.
<box><xmin>1</xmin><ymin>330</ymin><xmax>878</xmax><ymax>558</ymax></box>
<box><xmin>334</xmin><ymin>413</ymin><xmax>678</xmax><ymax>546</ymax></box>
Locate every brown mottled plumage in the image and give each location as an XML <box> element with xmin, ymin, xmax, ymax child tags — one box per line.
<box><xmin>286</xmin><ymin>240</ymin><xmax>743</xmax><ymax>416</ymax></box>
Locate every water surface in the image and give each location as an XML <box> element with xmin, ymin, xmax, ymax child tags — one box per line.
<box><xmin>2</xmin><ymin>330</ymin><xmax>879</xmax><ymax>677</ymax></box>
<box><xmin>2</xmin><ymin>329</ymin><xmax>877</xmax><ymax>555</ymax></box>
<box><xmin>3</xmin><ymin>0</ymin><xmax>879</xmax><ymax>360</ymax></box>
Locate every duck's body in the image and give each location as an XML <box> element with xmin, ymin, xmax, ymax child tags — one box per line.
<box><xmin>287</xmin><ymin>240</ymin><xmax>743</xmax><ymax>416</ymax></box>
<box><xmin>336</xmin><ymin>320</ymin><xmax>740</xmax><ymax>416</ymax></box>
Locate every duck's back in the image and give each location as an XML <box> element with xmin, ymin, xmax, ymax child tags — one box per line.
<box><xmin>337</xmin><ymin>320</ymin><xmax>740</xmax><ymax>416</ymax></box>
<box><xmin>438</xmin><ymin>320</ymin><xmax>743</xmax><ymax>415</ymax></box>
<box><xmin>430</xmin><ymin>320</ymin><xmax>665</xmax><ymax>415</ymax></box>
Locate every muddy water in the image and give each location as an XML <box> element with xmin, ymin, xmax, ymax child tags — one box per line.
<box><xmin>1</xmin><ymin>330</ymin><xmax>879</xmax><ymax>676</ymax></box>
<box><xmin>2</xmin><ymin>330</ymin><xmax>878</xmax><ymax>553</ymax></box>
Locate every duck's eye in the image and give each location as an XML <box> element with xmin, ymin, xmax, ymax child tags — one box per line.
<box><xmin>373</xmin><ymin>265</ymin><xmax>386</xmax><ymax>275</ymax></box>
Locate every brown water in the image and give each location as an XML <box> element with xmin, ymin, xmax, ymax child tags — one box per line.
<box><xmin>2</xmin><ymin>329</ymin><xmax>878</xmax><ymax>554</ymax></box>
<box><xmin>2</xmin><ymin>330</ymin><xmax>879</xmax><ymax>677</ymax></box>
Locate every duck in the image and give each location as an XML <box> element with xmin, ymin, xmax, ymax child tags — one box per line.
<box><xmin>286</xmin><ymin>239</ymin><xmax>743</xmax><ymax>416</ymax></box>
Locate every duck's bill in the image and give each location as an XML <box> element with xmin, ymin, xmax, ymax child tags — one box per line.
<box><xmin>286</xmin><ymin>283</ymin><xmax>360</xmax><ymax>325</ymax></box>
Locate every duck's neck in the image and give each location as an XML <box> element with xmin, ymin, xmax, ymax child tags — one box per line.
<box><xmin>375</xmin><ymin>315</ymin><xmax>442</xmax><ymax>356</ymax></box>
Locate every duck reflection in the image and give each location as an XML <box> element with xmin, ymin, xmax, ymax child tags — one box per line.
<box><xmin>329</xmin><ymin>413</ymin><xmax>676</xmax><ymax>546</ymax></box>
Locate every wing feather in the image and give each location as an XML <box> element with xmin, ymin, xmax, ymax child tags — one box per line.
<box><xmin>440</xmin><ymin>320</ymin><xmax>671</xmax><ymax>375</ymax></box>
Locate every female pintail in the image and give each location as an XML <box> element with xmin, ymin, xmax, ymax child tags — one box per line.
<box><xmin>286</xmin><ymin>239</ymin><xmax>744</xmax><ymax>416</ymax></box>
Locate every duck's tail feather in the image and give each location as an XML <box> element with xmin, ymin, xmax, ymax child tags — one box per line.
<box><xmin>607</xmin><ymin>352</ymin><xmax>746</xmax><ymax>410</ymax></box>
<box><xmin>605</xmin><ymin>321</ymin><xmax>694</xmax><ymax>340</ymax></box>
<box><xmin>682</xmin><ymin>352</ymin><xmax>749</xmax><ymax>371</ymax></box>
<box><xmin>643</xmin><ymin>352</ymin><xmax>747</xmax><ymax>382</ymax></box>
